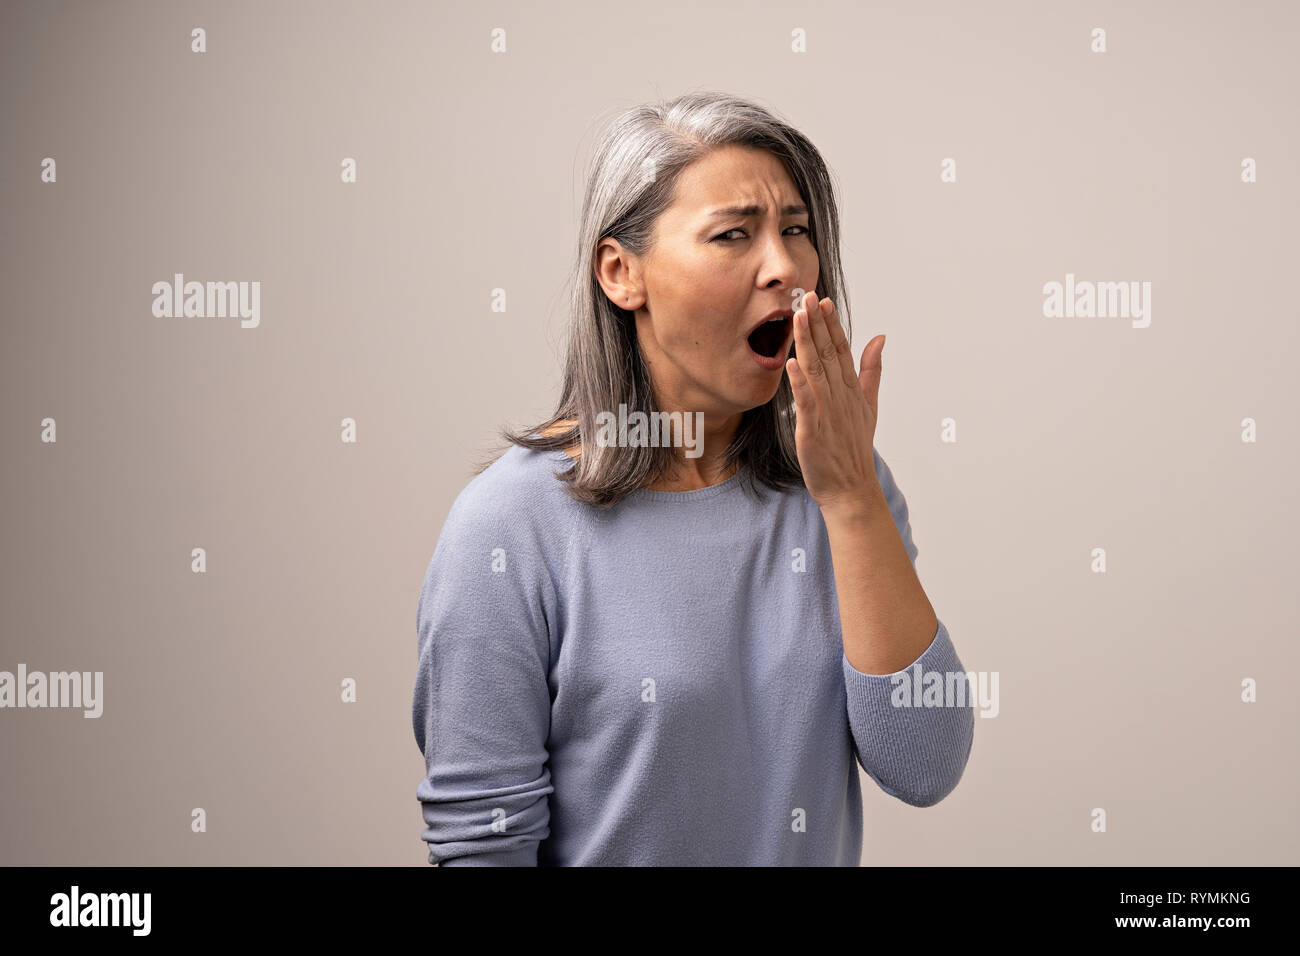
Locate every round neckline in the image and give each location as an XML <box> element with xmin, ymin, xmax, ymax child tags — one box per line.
<box><xmin>631</xmin><ymin>467</ymin><xmax>744</xmax><ymax>501</ymax></box>
<box><xmin>539</xmin><ymin>445</ymin><xmax>745</xmax><ymax>502</ymax></box>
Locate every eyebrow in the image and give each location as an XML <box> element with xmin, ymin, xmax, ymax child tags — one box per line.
<box><xmin>705</xmin><ymin>203</ymin><xmax>809</xmax><ymax>219</ymax></box>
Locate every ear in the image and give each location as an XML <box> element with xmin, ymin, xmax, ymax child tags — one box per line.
<box><xmin>594</xmin><ymin>236</ymin><xmax>643</xmax><ymax>311</ymax></box>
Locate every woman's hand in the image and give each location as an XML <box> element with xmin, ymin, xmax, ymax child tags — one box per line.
<box><xmin>785</xmin><ymin>290</ymin><xmax>887</xmax><ymax>520</ymax></box>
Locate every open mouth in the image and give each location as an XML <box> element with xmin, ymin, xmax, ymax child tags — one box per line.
<box><xmin>747</xmin><ymin>316</ymin><xmax>792</xmax><ymax>359</ymax></box>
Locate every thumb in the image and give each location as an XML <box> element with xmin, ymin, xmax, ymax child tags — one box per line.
<box><xmin>859</xmin><ymin>334</ymin><xmax>884</xmax><ymax>410</ymax></box>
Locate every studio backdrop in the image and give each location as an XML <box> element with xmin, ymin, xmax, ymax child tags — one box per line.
<box><xmin>1</xmin><ymin>0</ymin><xmax>1296</xmax><ymax>866</ymax></box>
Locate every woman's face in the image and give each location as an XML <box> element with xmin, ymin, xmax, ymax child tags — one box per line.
<box><xmin>599</xmin><ymin>144</ymin><xmax>821</xmax><ymax>420</ymax></box>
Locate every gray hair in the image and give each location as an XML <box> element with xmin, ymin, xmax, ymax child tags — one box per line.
<box><xmin>479</xmin><ymin>89</ymin><xmax>853</xmax><ymax>508</ymax></box>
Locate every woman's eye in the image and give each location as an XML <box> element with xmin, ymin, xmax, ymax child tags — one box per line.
<box><xmin>713</xmin><ymin>226</ymin><xmax>809</xmax><ymax>242</ymax></box>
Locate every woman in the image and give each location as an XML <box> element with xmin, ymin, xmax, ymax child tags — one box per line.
<box><xmin>412</xmin><ymin>90</ymin><xmax>974</xmax><ymax>866</ymax></box>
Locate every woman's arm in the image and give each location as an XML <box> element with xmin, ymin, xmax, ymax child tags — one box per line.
<box><xmin>786</xmin><ymin>292</ymin><xmax>973</xmax><ymax>806</ymax></box>
<box><xmin>822</xmin><ymin>455</ymin><xmax>936</xmax><ymax>676</ymax></box>
<box><xmin>412</xmin><ymin>492</ymin><xmax>554</xmax><ymax>865</ymax></box>
<box><xmin>828</xmin><ymin>450</ymin><xmax>974</xmax><ymax>807</ymax></box>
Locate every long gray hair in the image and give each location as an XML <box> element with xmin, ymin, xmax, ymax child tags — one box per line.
<box><xmin>478</xmin><ymin>89</ymin><xmax>853</xmax><ymax>508</ymax></box>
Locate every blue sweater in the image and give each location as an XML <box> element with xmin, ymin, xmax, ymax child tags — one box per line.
<box><xmin>412</xmin><ymin>442</ymin><xmax>974</xmax><ymax>865</ymax></box>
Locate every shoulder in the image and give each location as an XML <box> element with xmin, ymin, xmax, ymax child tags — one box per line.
<box><xmin>442</xmin><ymin>442</ymin><xmax>575</xmax><ymax>542</ymax></box>
<box><xmin>416</xmin><ymin>444</ymin><xmax>565</xmax><ymax>657</ymax></box>
<box><xmin>419</xmin><ymin>441</ymin><xmax>572</xmax><ymax>613</ymax></box>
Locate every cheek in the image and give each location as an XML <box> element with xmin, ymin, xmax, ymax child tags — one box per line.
<box><xmin>660</xmin><ymin>292</ymin><xmax>744</xmax><ymax>352</ymax></box>
<box><xmin>692</xmin><ymin>282</ymin><xmax>750</xmax><ymax>348</ymax></box>
<box><xmin>649</xmin><ymin>252</ymin><xmax>750</xmax><ymax>353</ymax></box>
<box><xmin>802</xmin><ymin>252</ymin><xmax>821</xmax><ymax>293</ymax></box>
<box><xmin>680</xmin><ymin>303</ymin><xmax>744</xmax><ymax>353</ymax></box>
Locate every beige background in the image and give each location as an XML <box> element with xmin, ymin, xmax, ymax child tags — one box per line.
<box><xmin>2</xmin><ymin>0</ymin><xmax>1296</xmax><ymax>865</ymax></box>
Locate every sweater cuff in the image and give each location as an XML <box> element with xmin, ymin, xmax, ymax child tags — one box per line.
<box><xmin>436</xmin><ymin>843</ymin><xmax>539</xmax><ymax>866</ymax></box>
<box><xmin>840</xmin><ymin>619</ymin><xmax>975</xmax><ymax>807</ymax></box>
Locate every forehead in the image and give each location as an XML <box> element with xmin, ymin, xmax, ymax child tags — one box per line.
<box><xmin>667</xmin><ymin>145</ymin><xmax>803</xmax><ymax>213</ymax></box>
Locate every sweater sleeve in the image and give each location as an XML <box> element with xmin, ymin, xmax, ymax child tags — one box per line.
<box><xmin>411</xmin><ymin>491</ymin><xmax>555</xmax><ymax>865</ymax></box>
<box><xmin>839</xmin><ymin>449</ymin><xmax>975</xmax><ymax>808</ymax></box>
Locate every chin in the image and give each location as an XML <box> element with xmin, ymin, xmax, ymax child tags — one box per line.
<box><xmin>738</xmin><ymin>378</ymin><xmax>784</xmax><ymax>413</ymax></box>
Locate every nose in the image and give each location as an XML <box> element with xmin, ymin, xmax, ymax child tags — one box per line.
<box><xmin>755</xmin><ymin>226</ymin><xmax>801</xmax><ymax>293</ymax></box>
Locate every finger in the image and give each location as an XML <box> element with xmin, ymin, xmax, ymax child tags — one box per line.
<box><xmin>817</xmin><ymin>296</ymin><xmax>858</xmax><ymax>390</ymax></box>
<box><xmin>793</xmin><ymin>292</ymin><xmax>831</xmax><ymax>410</ymax></box>
<box><xmin>804</xmin><ymin>291</ymin><xmax>842</xmax><ymax>405</ymax></box>
<box><xmin>859</xmin><ymin>333</ymin><xmax>884</xmax><ymax>412</ymax></box>
<box><xmin>785</xmin><ymin>356</ymin><xmax>817</xmax><ymax>429</ymax></box>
